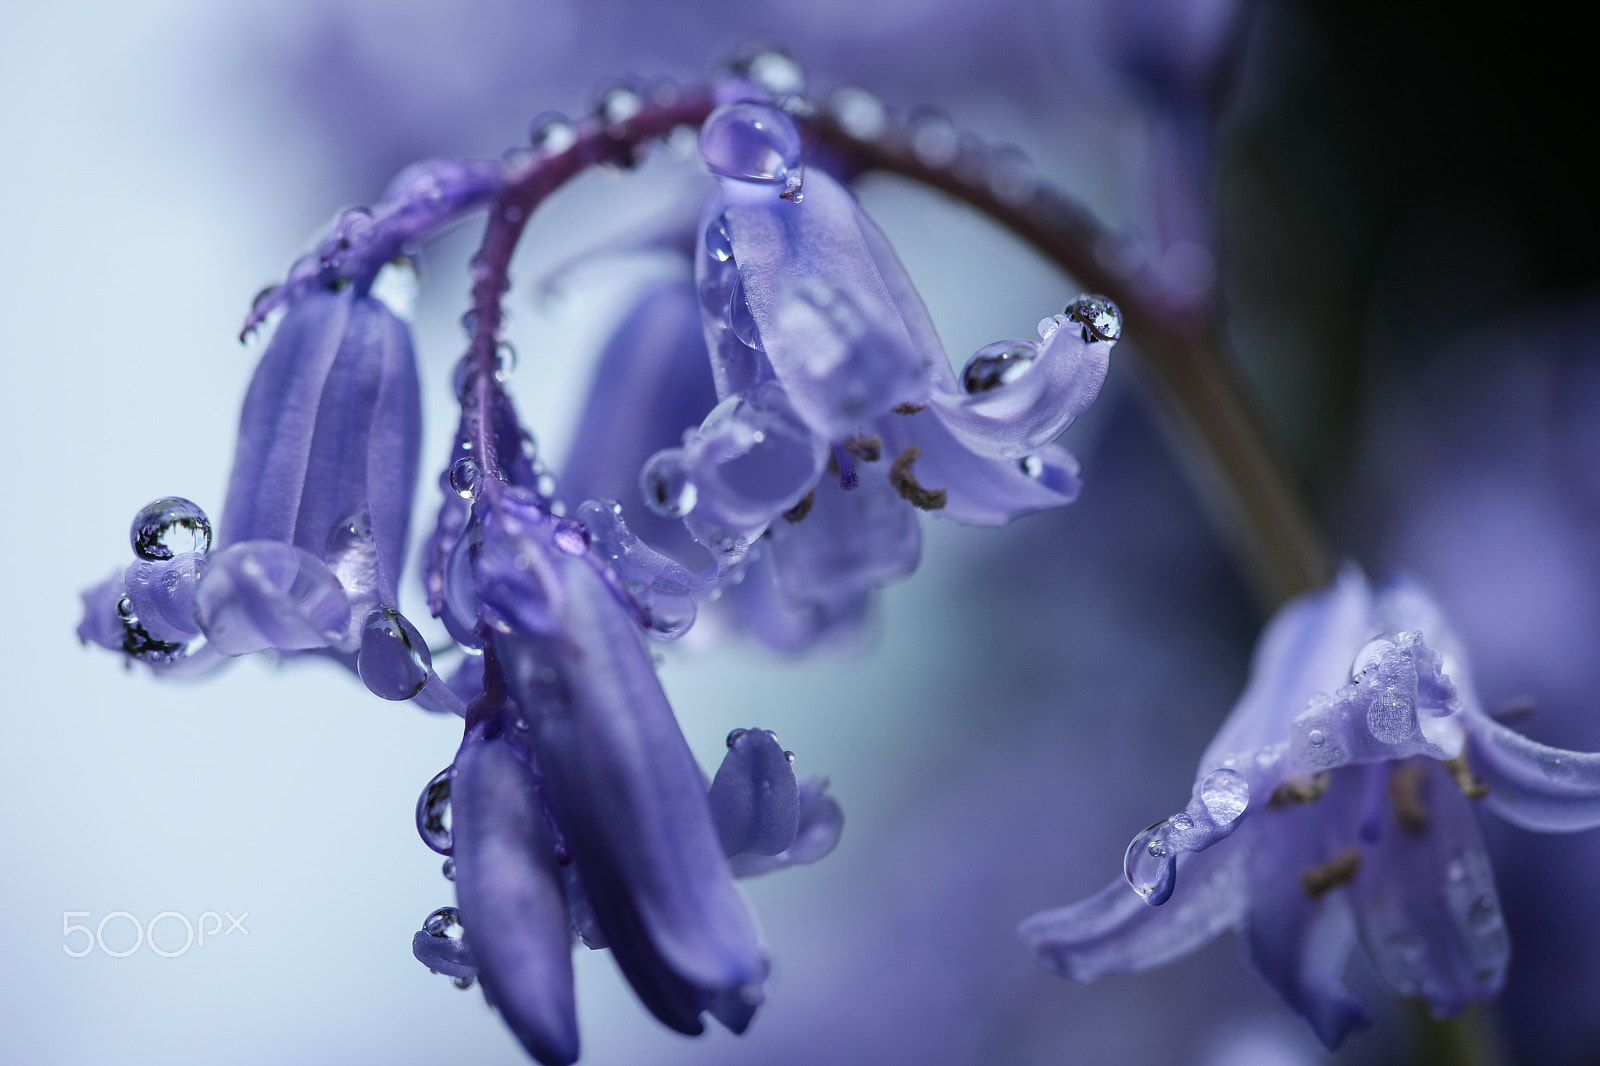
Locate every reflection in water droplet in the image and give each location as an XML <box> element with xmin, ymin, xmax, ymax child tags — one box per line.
<box><xmin>358</xmin><ymin>605</ymin><xmax>431</xmax><ymax>700</ymax></box>
<box><xmin>700</xmin><ymin>102</ymin><xmax>803</xmax><ymax>186</ymax></box>
<box><xmin>422</xmin><ymin>905</ymin><xmax>464</xmax><ymax>939</ymax></box>
<box><xmin>450</xmin><ymin>456</ymin><xmax>484</xmax><ymax>499</ymax></box>
<box><xmin>1199</xmin><ymin>768</ymin><xmax>1250</xmax><ymax>826</ymax></box>
<box><xmin>416</xmin><ymin>768</ymin><xmax>454</xmax><ymax>855</ymax></box>
<box><xmin>116</xmin><ymin>595</ymin><xmax>186</xmax><ymax>663</ymax></box>
<box><xmin>640</xmin><ymin>449</ymin><xmax>698</xmax><ymax>518</ymax></box>
<box><xmin>705</xmin><ymin>215</ymin><xmax>734</xmax><ymax>263</ymax></box>
<box><xmin>131</xmin><ymin>497</ymin><xmax>212</xmax><ymax>560</ymax></box>
<box><xmin>1064</xmin><ymin>294</ymin><xmax>1123</xmax><ymax>343</ymax></box>
<box><xmin>960</xmin><ymin>340</ymin><xmax>1038</xmax><ymax>394</ymax></box>
<box><xmin>1123</xmin><ymin>821</ymin><xmax>1178</xmax><ymax>905</ymax></box>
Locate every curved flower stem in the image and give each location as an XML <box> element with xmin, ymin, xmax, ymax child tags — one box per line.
<box><xmin>807</xmin><ymin>114</ymin><xmax>1330</xmax><ymax>609</ymax></box>
<box><xmin>460</xmin><ymin>87</ymin><xmax>1330</xmax><ymax>608</ymax></box>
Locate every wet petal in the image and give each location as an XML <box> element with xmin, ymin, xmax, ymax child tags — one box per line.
<box><xmin>729</xmin><ymin>776</ymin><xmax>844</xmax><ymax>878</ymax></box>
<box><xmin>766</xmin><ymin>468</ymin><xmax>921</xmax><ymax>613</ymax></box>
<box><xmin>194</xmin><ymin>541</ymin><xmax>350</xmax><ymax>655</ymax></box>
<box><xmin>76</xmin><ymin>572</ymin><xmax>127</xmax><ymax>652</ymax></box>
<box><xmin>708</xmin><ymin>728</ymin><xmax>800</xmax><ymax>858</ymax></box>
<box><xmin>1463</xmin><ymin>710</ymin><xmax>1600</xmax><ymax>831</ymax></box>
<box><xmin>882</xmin><ymin>410</ymin><xmax>1083</xmax><ymax>526</ymax></box>
<box><xmin>122</xmin><ymin>554</ymin><xmax>204</xmax><ymax>643</ymax></box>
<box><xmin>452</xmin><ymin>725</ymin><xmax>579</xmax><ymax>1066</ymax></box>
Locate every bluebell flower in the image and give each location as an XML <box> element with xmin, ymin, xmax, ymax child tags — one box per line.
<box><xmin>1021</xmin><ymin>566</ymin><xmax>1600</xmax><ymax>1048</ymax></box>
<box><xmin>413</xmin><ymin>468</ymin><xmax>840</xmax><ymax>1062</ymax></box>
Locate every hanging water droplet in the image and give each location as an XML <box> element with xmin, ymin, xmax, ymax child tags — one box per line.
<box><xmin>442</xmin><ymin>857</ymin><xmax>456</xmax><ymax>882</ymax></box>
<box><xmin>700</xmin><ymin>102</ymin><xmax>803</xmax><ymax>185</ymax></box>
<box><xmin>416</xmin><ymin>767</ymin><xmax>454</xmax><ymax>855</ymax></box>
<box><xmin>358</xmin><ymin>605</ymin><xmax>432</xmax><ymax>700</ymax></box>
<box><xmin>827</xmin><ymin>86</ymin><xmax>887</xmax><ymax>140</ymax></box>
<box><xmin>1064</xmin><ymin>294</ymin><xmax>1123</xmax><ymax>343</ymax></box>
<box><xmin>1123</xmin><ymin>821</ymin><xmax>1177</xmax><ymax>905</ymax></box>
<box><xmin>729</xmin><ymin>274</ymin><xmax>763</xmax><ymax>349</ymax></box>
<box><xmin>450</xmin><ymin>456</ymin><xmax>484</xmax><ymax>500</ymax></box>
<box><xmin>959</xmin><ymin>340</ymin><xmax>1039</xmax><ymax>394</ymax></box>
<box><xmin>741</xmin><ymin>49</ymin><xmax>806</xmax><ymax>96</ymax></box>
<box><xmin>130</xmin><ymin>497</ymin><xmax>212</xmax><ymax>560</ymax></box>
<box><xmin>451</xmin><ymin>975</ymin><xmax>475</xmax><ymax>991</ymax></box>
<box><xmin>530</xmin><ymin>111</ymin><xmax>576</xmax><ymax>155</ymax></box>
<box><xmin>640</xmin><ymin>449</ymin><xmax>697</xmax><ymax>518</ymax></box>
<box><xmin>494</xmin><ymin>341</ymin><xmax>517</xmax><ymax>383</ymax></box>
<box><xmin>422</xmin><ymin>905</ymin><xmax>464</xmax><ymax>939</ymax></box>
<box><xmin>1199</xmin><ymin>768</ymin><xmax>1250</xmax><ymax>827</ymax></box>
<box><xmin>116</xmin><ymin>594</ymin><xmax>185</xmax><ymax>663</ymax></box>
<box><xmin>705</xmin><ymin>214</ymin><xmax>735</xmax><ymax>263</ymax></box>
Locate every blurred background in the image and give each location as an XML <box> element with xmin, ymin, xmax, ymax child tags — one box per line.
<box><xmin>3</xmin><ymin>1</ymin><xmax>1595</xmax><ymax>1063</ymax></box>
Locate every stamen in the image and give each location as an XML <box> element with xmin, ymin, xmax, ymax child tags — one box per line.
<box><xmin>889</xmin><ymin>446</ymin><xmax>947</xmax><ymax>510</ymax></box>
<box><xmin>781</xmin><ymin>490</ymin><xmax>815</xmax><ymax>523</ymax></box>
<box><xmin>842</xmin><ymin>434</ymin><xmax>882</xmax><ymax>462</ymax></box>
<box><xmin>1299</xmin><ymin>845</ymin><xmax>1362</xmax><ymax>898</ymax></box>
<box><xmin>892</xmin><ymin>402</ymin><xmax>927</xmax><ymax>415</ymax></box>
<box><xmin>1444</xmin><ymin>752</ymin><xmax>1490</xmax><ymax>800</ymax></box>
<box><xmin>1269</xmin><ymin>771</ymin><xmax>1332</xmax><ymax>807</ymax></box>
<box><xmin>1388</xmin><ymin>762</ymin><xmax>1430</xmax><ymax>835</ymax></box>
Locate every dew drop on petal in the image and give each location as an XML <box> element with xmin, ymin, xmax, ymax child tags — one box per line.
<box><xmin>358</xmin><ymin>605</ymin><xmax>432</xmax><ymax>701</ymax></box>
<box><xmin>705</xmin><ymin>214</ymin><xmax>735</xmax><ymax>263</ymax></box>
<box><xmin>1064</xmin><ymin>293</ymin><xmax>1123</xmax><ymax>343</ymax></box>
<box><xmin>598</xmin><ymin>85</ymin><xmax>643</xmax><ymax>128</ymax></box>
<box><xmin>529</xmin><ymin>111</ymin><xmax>576</xmax><ymax>155</ymax></box>
<box><xmin>450</xmin><ymin>456</ymin><xmax>484</xmax><ymax>500</ymax></box>
<box><xmin>701</xmin><ymin>102</ymin><xmax>803</xmax><ymax>185</ymax></box>
<box><xmin>422</xmin><ymin>905</ymin><xmax>464</xmax><ymax>939</ymax></box>
<box><xmin>726</xmin><ymin>728</ymin><xmax>750</xmax><ymax>748</ymax></box>
<box><xmin>640</xmin><ymin>449</ymin><xmax>698</xmax><ymax>518</ymax></box>
<box><xmin>729</xmin><ymin>274</ymin><xmax>763</xmax><ymax>349</ymax></box>
<box><xmin>441</xmin><ymin>858</ymin><xmax>456</xmax><ymax>882</ymax></box>
<box><xmin>416</xmin><ymin>768</ymin><xmax>454</xmax><ymax>855</ymax></box>
<box><xmin>494</xmin><ymin>341</ymin><xmax>518</xmax><ymax>383</ymax></box>
<box><xmin>451</xmin><ymin>975</ymin><xmax>475</xmax><ymax>990</ymax></box>
<box><xmin>1199</xmin><ymin>767</ymin><xmax>1249</xmax><ymax>827</ymax></box>
<box><xmin>1123</xmin><ymin>821</ymin><xmax>1178</xmax><ymax>905</ymax></box>
<box><xmin>131</xmin><ymin>497</ymin><xmax>212</xmax><ymax>560</ymax></box>
<box><xmin>1308</xmin><ymin>729</ymin><xmax>1325</xmax><ymax>747</ymax></box>
<box><xmin>959</xmin><ymin>340</ymin><xmax>1038</xmax><ymax>394</ymax></box>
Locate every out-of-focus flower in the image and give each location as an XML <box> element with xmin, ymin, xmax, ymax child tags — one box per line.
<box><xmin>1022</xmin><ymin>567</ymin><xmax>1600</xmax><ymax>1048</ymax></box>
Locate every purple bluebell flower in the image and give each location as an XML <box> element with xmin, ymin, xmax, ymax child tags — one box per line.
<box><xmin>1021</xmin><ymin>566</ymin><xmax>1600</xmax><ymax>1048</ymax></box>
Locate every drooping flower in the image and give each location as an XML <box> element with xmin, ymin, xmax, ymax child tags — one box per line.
<box><xmin>1021</xmin><ymin>566</ymin><xmax>1600</xmax><ymax>1048</ymax></box>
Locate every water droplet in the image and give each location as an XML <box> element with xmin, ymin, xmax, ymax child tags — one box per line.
<box><xmin>603</xmin><ymin>84</ymin><xmax>643</xmax><ymax>123</ymax></box>
<box><xmin>358</xmin><ymin>605</ymin><xmax>432</xmax><ymax>700</ymax></box>
<box><xmin>1064</xmin><ymin>294</ymin><xmax>1122</xmax><ymax>343</ymax></box>
<box><xmin>1351</xmin><ymin>636</ymin><xmax>1396</xmax><ymax>682</ymax></box>
<box><xmin>1467</xmin><ymin>895</ymin><xmax>1501</xmax><ymax>933</ymax></box>
<box><xmin>494</xmin><ymin>341</ymin><xmax>517</xmax><ymax>383</ymax></box>
<box><xmin>530</xmin><ymin>111</ymin><xmax>576</xmax><ymax>155</ymax></box>
<box><xmin>416</xmin><ymin>768</ymin><xmax>454</xmax><ymax>855</ymax></box>
<box><xmin>460</xmin><ymin>308</ymin><xmax>480</xmax><ymax>337</ymax></box>
<box><xmin>909</xmin><ymin>110</ymin><xmax>959</xmax><ymax>168</ymax></box>
<box><xmin>1170</xmin><ymin>813</ymin><xmax>1194</xmax><ymax>832</ymax></box>
<box><xmin>520</xmin><ymin>431</ymin><xmax>539</xmax><ymax>463</ymax></box>
<box><xmin>451</xmin><ymin>975</ymin><xmax>475</xmax><ymax>990</ymax></box>
<box><xmin>726</xmin><ymin>728</ymin><xmax>749</xmax><ymax>748</ymax></box>
<box><xmin>827</xmin><ymin>86</ymin><xmax>888</xmax><ymax>140</ymax></box>
<box><xmin>130</xmin><ymin>497</ymin><xmax>212</xmax><ymax>560</ymax></box>
<box><xmin>784</xmin><ymin>750</ymin><xmax>795</xmax><ymax>763</ymax></box>
<box><xmin>959</xmin><ymin>339</ymin><xmax>1038</xmax><ymax>394</ymax></box>
<box><xmin>441</xmin><ymin>858</ymin><xmax>456</xmax><ymax>882</ymax></box>
<box><xmin>700</xmin><ymin>101</ymin><xmax>803</xmax><ymax>186</ymax></box>
<box><xmin>1018</xmin><ymin>455</ymin><xmax>1045</xmax><ymax>479</ymax></box>
<box><xmin>1123</xmin><ymin>822</ymin><xmax>1177</xmax><ymax>905</ymax></box>
<box><xmin>705</xmin><ymin>214</ymin><xmax>735</xmax><ymax>263</ymax></box>
<box><xmin>640</xmin><ymin>449</ymin><xmax>697</xmax><ymax>518</ymax></box>
<box><xmin>552</xmin><ymin>519</ymin><xmax>589</xmax><ymax>556</ymax></box>
<box><xmin>729</xmin><ymin>274</ymin><xmax>763</xmax><ymax>348</ymax></box>
<box><xmin>741</xmin><ymin>49</ymin><xmax>806</xmax><ymax>96</ymax></box>
<box><xmin>116</xmin><ymin>595</ymin><xmax>186</xmax><ymax>663</ymax></box>
<box><xmin>450</xmin><ymin>456</ymin><xmax>484</xmax><ymax>500</ymax></box>
<box><xmin>422</xmin><ymin>905</ymin><xmax>464</xmax><ymax>939</ymax></box>
<box><xmin>1199</xmin><ymin>768</ymin><xmax>1250</xmax><ymax>827</ymax></box>
<box><xmin>1308</xmin><ymin>729</ymin><xmax>1325</xmax><ymax>747</ymax></box>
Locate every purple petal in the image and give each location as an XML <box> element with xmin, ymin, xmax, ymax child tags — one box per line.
<box><xmin>76</xmin><ymin>572</ymin><xmax>128</xmax><ymax>652</ymax></box>
<box><xmin>499</xmin><ymin>561</ymin><xmax>765</xmax><ymax>994</ymax></box>
<box><xmin>719</xmin><ymin>547</ymin><xmax>871</xmax><ymax>654</ymax></box>
<box><xmin>765</xmin><ymin>466</ymin><xmax>921</xmax><ymax>612</ymax></box>
<box><xmin>452</xmin><ymin>725</ymin><xmax>579</xmax><ymax>1066</ymax></box>
<box><xmin>708</xmin><ymin>728</ymin><xmax>801</xmax><ymax>858</ymax></box>
<box><xmin>122</xmin><ymin>554</ymin><xmax>204</xmax><ymax>643</ymax></box>
<box><xmin>1464</xmin><ymin>710</ymin><xmax>1600</xmax><ymax>831</ymax></box>
<box><xmin>729</xmin><ymin>775</ymin><xmax>844</xmax><ymax>878</ymax></box>
<box><xmin>411</xmin><ymin>927</ymin><xmax>479</xmax><ymax>981</ymax></box>
<box><xmin>194</xmin><ymin>541</ymin><xmax>350</xmax><ymax>655</ymax></box>
<box><xmin>1020</xmin><ymin>843</ymin><xmax>1246</xmax><ymax>981</ymax></box>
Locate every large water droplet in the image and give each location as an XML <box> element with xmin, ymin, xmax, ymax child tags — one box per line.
<box><xmin>700</xmin><ymin>102</ymin><xmax>803</xmax><ymax>185</ymax></box>
<box><xmin>729</xmin><ymin>274</ymin><xmax>763</xmax><ymax>349</ymax></box>
<box><xmin>130</xmin><ymin>497</ymin><xmax>212</xmax><ymax>560</ymax></box>
<box><xmin>358</xmin><ymin>606</ymin><xmax>431</xmax><ymax>700</ymax></box>
<box><xmin>450</xmin><ymin>456</ymin><xmax>483</xmax><ymax>500</ymax></box>
<box><xmin>1123</xmin><ymin>822</ymin><xmax>1177</xmax><ymax>905</ymax></box>
<box><xmin>422</xmin><ymin>905</ymin><xmax>464</xmax><ymax>940</ymax></box>
<box><xmin>416</xmin><ymin>768</ymin><xmax>454</xmax><ymax>855</ymax></box>
<box><xmin>705</xmin><ymin>214</ymin><xmax>735</xmax><ymax>263</ymax></box>
<box><xmin>1350</xmin><ymin>636</ymin><xmax>1396</xmax><ymax>683</ymax></box>
<box><xmin>1064</xmin><ymin>294</ymin><xmax>1123</xmax><ymax>343</ymax></box>
<box><xmin>640</xmin><ymin>449</ymin><xmax>698</xmax><ymax>518</ymax></box>
<box><xmin>1199</xmin><ymin>768</ymin><xmax>1249</xmax><ymax>827</ymax></box>
<box><xmin>959</xmin><ymin>340</ymin><xmax>1038</xmax><ymax>394</ymax></box>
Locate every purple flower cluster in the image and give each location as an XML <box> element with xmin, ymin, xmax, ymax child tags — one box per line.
<box><xmin>76</xmin><ymin>61</ymin><xmax>1112</xmax><ymax>1063</ymax></box>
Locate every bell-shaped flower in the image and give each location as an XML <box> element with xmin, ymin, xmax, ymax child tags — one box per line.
<box><xmin>412</xmin><ymin>474</ymin><xmax>840</xmax><ymax>1062</ymax></box>
<box><xmin>1020</xmin><ymin>566</ymin><xmax>1600</xmax><ymax>1049</ymax></box>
